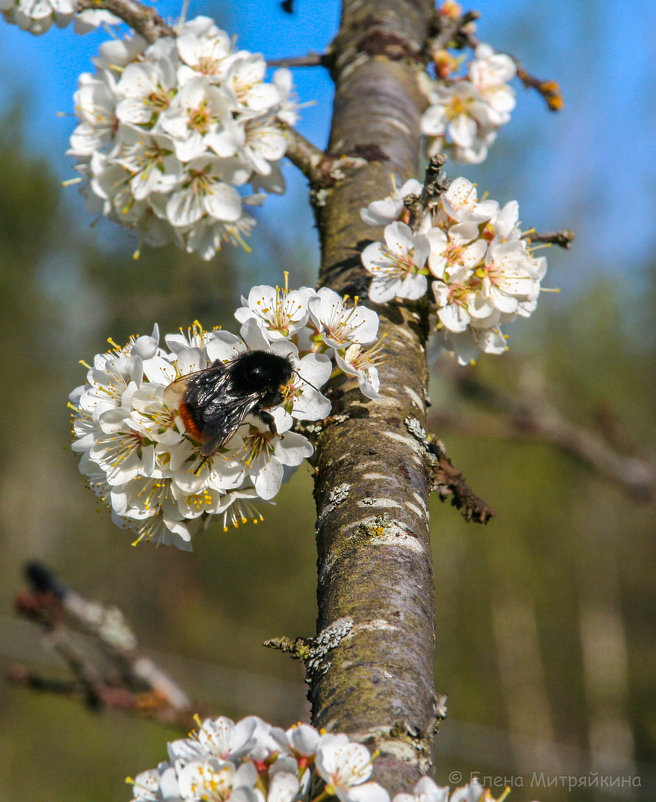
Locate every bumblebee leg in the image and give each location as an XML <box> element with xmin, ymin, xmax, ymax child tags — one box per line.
<box><xmin>193</xmin><ymin>456</ymin><xmax>210</xmax><ymax>476</ymax></box>
<box><xmin>258</xmin><ymin>410</ymin><xmax>278</xmax><ymax>436</ymax></box>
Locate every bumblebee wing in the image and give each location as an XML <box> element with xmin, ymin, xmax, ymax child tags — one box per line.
<box><xmin>163</xmin><ymin>375</ymin><xmax>186</xmax><ymax>408</ymax></box>
<box><xmin>198</xmin><ymin>390</ymin><xmax>263</xmax><ymax>456</ymax></box>
<box><xmin>164</xmin><ymin>363</ymin><xmax>232</xmax><ymax>449</ymax></box>
<box><xmin>162</xmin><ymin>363</ymin><xmax>224</xmax><ymax>408</ymax></box>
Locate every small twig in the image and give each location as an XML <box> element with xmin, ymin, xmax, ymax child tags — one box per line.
<box><xmin>268</xmin><ymin>52</ymin><xmax>327</xmax><ymax>68</ymax></box>
<box><xmin>427</xmin><ymin>7</ymin><xmax>480</xmax><ymax>54</ymax></box>
<box><xmin>263</xmin><ymin>635</ymin><xmax>311</xmax><ymax>661</ymax></box>
<box><xmin>405</xmin><ymin>417</ymin><xmax>495</xmax><ymax>523</ymax></box>
<box><xmin>7</xmin><ymin>665</ymin><xmax>80</xmax><ymax>697</ymax></box>
<box><xmin>524</xmin><ymin>229</ymin><xmax>575</xmax><ymax>249</ymax></box>
<box><xmin>404</xmin><ymin>153</ymin><xmax>449</xmax><ymax>230</ymax></box>
<box><xmin>7</xmin><ymin>663</ymin><xmax>171</xmax><ymax>715</ymax></box>
<box><xmin>515</xmin><ymin>64</ymin><xmax>564</xmax><ymax>111</ymax></box>
<box><xmin>76</xmin><ymin>0</ymin><xmax>174</xmax><ymax>43</ymax></box>
<box><xmin>427</xmin><ymin>439</ymin><xmax>495</xmax><ymax>522</ymax></box>
<box><xmin>434</xmin><ymin>407</ymin><xmax>655</xmax><ymax>503</ymax></box>
<box><xmin>48</xmin><ymin>627</ymin><xmax>108</xmax><ymax>709</ymax></box>
<box><xmin>428</xmin><ymin>7</ymin><xmax>563</xmax><ymax>112</ymax></box>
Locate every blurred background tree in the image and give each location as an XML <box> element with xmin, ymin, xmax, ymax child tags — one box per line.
<box><xmin>0</xmin><ymin>1</ymin><xmax>654</xmax><ymax>801</ymax></box>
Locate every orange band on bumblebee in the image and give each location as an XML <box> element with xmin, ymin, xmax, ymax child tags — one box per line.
<box><xmin>178</xmin><ymin>401</ymin><xmax>204</xmax><ymax>443</ymax></box>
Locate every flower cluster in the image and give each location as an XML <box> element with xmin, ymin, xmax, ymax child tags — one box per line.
<box><xmin>236</xmin><ymin>283</ymin><xmax>383</xmax><ymax>402</ymax></box>
<box><xmin>69</xmin><ymin>283</ymin><xmax>382</xmax><ymax>549</ymax></box>
<box><xmin>129</xmin><ymin>714</ymin><xmax>503</xmax><ymax>802</ymax></box>
<box><xmin>0</xmin><ymin>0</ymin><xmax>118</xmax><ymax>36</ymax></box>
<box><xmin>67</xmin><ymin>17</ymin><xmax>297</xmax><ymax>259</ymax></box>
<box><xmin>420</xmin><ymin>38</ymin><xmax>516</xmax><ymax>164</ymax></box>
<box><xmin>361</xmin><ymin>177</ymin><xmax>547</xmax><ymax>365</ymax></box>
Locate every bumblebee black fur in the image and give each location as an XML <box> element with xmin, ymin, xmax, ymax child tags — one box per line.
<box><xmin>164</xmin><ymin>350</ymin><xmax>294</xmax><ymax>457</ymax></box>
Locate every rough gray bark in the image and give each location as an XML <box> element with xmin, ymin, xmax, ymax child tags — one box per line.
<box><xmin>307</xmin><ymin>0</ymin><xmax>440</xmax><ymax>792</ymax></box>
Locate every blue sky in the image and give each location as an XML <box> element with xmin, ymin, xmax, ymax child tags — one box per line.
<box><xmin>1</xmin><ymin>0</ymin><xmax>654</xmax><ymax>298</ymax></box>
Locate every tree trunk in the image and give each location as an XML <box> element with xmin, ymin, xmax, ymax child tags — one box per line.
<box><xmin>309</xmin><ymin>0</ymin><xmax>439</xmax><ymax>792</ymax></box>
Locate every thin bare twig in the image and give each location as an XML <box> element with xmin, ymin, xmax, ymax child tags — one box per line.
<box><xmin>405</xmin><ymin>417</ymin><xmax>495</xmax><ymax>523</ymax></box>
<box><xmin>268</xmin><ymin>52</ymin><xmax>327</xmax><ymax>68</ymax></box>
<box><xmin>427</xmin><ymin>7</ymin><xmax>480</xmax><ymax>54</ymax></box>
<box><xmin>427</xmin><ymin>438</ymin><xmax>496</xmax><ymax>522</ymax></box>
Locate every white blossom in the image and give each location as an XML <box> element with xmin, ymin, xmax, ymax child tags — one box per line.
<box><xmin>360</xmin><ymin>178</ymin><xmax>423</xmax><ymax>226</ymax></box>
<box><xmin>68</xmin><ymin>72</ymin><xmax>119</xmax><ymax>157</ymax></box>
<box><xmin>273</xmin><ymin>68</ymin><xmax>300</xmax><ymax>126</ymax></box>
<box><xmin>129</xmin><ymin>715</ymin><xmax>505</xmax><ymax>802</ymax></box>
<box><xmin>392</xmin><ymin>777</ymin><xmax>450</xmax><ymax>802</ymax></box>
<box><xmin>439</xmin><ymin>178</ymin><xmax>498</xmax><ymax>224</ymax></box>
<box><xmin>360</xmin><ymin>176</ymin><xmax>550</xmax><ymax>363</ymax></box>
<box><xmin>70</xmin><ymin>286</ymin><xmax>382</xmax><ymax>548</ymax></box>
<box><xmin>234</xmin><ymin>282</ymin><xmax>382</xmax><ymax>408</ymax></box>
<box><xmin>177</xmin><ymin>760</ymin><xmax>260</xmax><ymax>802</ymax></box>
<box><xmin>0</xmin><ymin>0</ymin><xmax>119</xmax><ymax>35</ymax></box>
<box><xmin>469</xmin><ymin>44</ymin><xmax>516</xmax><ymax>117</ymax></box>
<box><xmin>426</xmin><ymin>222</ymin><xmax>487</xmax><ymax>280</ymax></box>
<box><xmin>479</xmin><ymin>240</ymin><xmax>540</xmax><ymax>315</ymax></box>
<box><xmin>420</xmin><ymin>42</ymin><xmax>515</xmax><ymax>164</ymax></box>
<box><xmin>69</xmin><ymin>320</ymin><xmax>316</xmax><ymax>548</ymax></box>
<box><xmin>176</xmin><ymin>16</ymin><xmax>232</xmax><ymax>79</ymax></box>
<box><xmin>73</xmin><ymin>8</ymin><xmax>120</xmax><ymax>34</ymax></box>
<box><xmin>224</xmin><ymin>423</ymin><xmax>313</xmax><ymax>501</ymax></box>
<box><xmin>164</xmin><ymin>156</ymin><xmax>247</xmax><ymax>228</ymax></box>
<box><xmin>334</xmin><ymin>343</ymin><xmax>382</xmax><ymax>401</ymax></box>
<box><xmin>315</xmin><ymin>734</ymin><xmax>388</xmax><ymax>802</ymax></box>
<box><xmin>192</xmin><ymin>716</ymin><xmax>260</xmax><ymax>763</ymax></box>
<box><xmin>67</xmin><ymin>17</ymin><xmax>297</xmax><ymax>259</ymax></box>
<box><xmin>115</xmin><ymin>57</ymin><xmax>178</xmax><ymax>127</ymax></box>
<box><xmin>235</xmin><ymin>284</ymin><xmax>316</xmax><ymax>341</ymax></box>
<box><xmin>277</xmin><ymin>723</ymin><xmax>321</xmax><ymax>759</ymax></box>
<box><xmin>308</xmin><ymin>287</ymin><xmax>379</xmax><ymax>349</ymax></box>
<box><xmin>361</xmin><ymin>221</ymin><xmax>430</xmax><ymax>303</ymax></box>
<box><xmin>131</xmin><ymin>764</ymin><xmax>181</xmax><ymax>802</ymax></box>
<box><xmin>449</xmin><ymin>780</ymin><xmax>485</xmax><ymax>802</ymax></box>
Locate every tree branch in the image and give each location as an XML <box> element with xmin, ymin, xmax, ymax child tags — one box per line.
<box><xmin>434</xmin><ymin>368</ymin><xmax>655</xmax><ymax>502</ymax></box>
<box><xmin>277</xmin><ymin>119</ymin><xmax>340</xmax><ymax>187</ymax></box>
<box><xmin>308</xmin><ymin>1</ymin><xmax>440</xmax><ymax>793</ymax></box>
<box><xmin>9</xmin><ymin>562</ymin><xmax>195</xmax><ymax>726</ymax></box>
<box><xmin>426</xmin><ymin>6</ymin><xmax>480</xmax><ymax>54</ymax></box>
<box><xmin>75</xmin><ymin>0</ymin><xmax>174</xmax><ymax>43</ymax></box>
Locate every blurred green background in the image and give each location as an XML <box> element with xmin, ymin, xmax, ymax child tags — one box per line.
<box><xmin>1</xmin><ymin>1</ymin><xmax>655</xmax><ymax>801</ymax></box>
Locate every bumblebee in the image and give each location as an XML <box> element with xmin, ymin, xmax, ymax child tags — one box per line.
<box><xmin>164</xmin><ymin>350</ymin><xmax>294</xmax><ymax>457</ymax></box>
